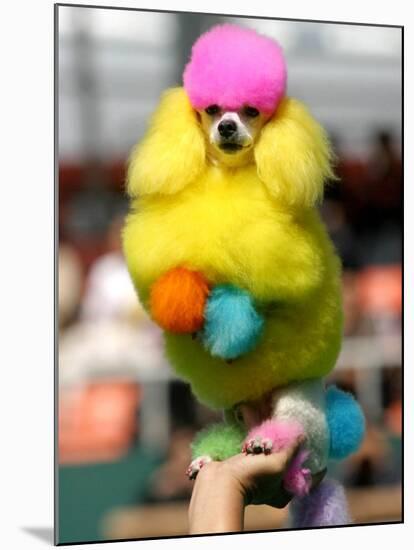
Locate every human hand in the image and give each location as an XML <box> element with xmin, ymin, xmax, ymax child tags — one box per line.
<box><xmin>188</xmin><ymin>435</ymin><xmax>303</xmax><ymax>534</ymax></box>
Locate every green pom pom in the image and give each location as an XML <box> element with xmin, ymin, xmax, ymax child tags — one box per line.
<box><xmin>191</xmin><ymin>422</ymin><xmax>246</xmax><ymax>461</ymax></box>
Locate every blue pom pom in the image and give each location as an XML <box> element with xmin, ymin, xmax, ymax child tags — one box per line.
<box><xmin>202</xmin><ymin>285</ymin><xmax>264</xmax><ymax>360</ymax></box>
<box><xmin>326</xmin><ymin>385</ymin><xmax>366</xmax><ymax>460</ymax></box>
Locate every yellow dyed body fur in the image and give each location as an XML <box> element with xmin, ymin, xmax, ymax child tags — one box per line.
<box><xmin>122</xmin><ymin>87</ymin><xmax>343</xmax><ymax>409</ymax></box>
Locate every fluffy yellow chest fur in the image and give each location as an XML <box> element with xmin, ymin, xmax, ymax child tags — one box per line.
<box><xmin>123</xmin><ymin>163</ymin><xmax>330</xmax><ymax>307</ymax></box>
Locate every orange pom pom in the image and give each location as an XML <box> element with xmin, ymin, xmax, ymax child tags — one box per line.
<box><xmin>150</xmin><ymin>268</ymin><xmax>210</xmax><ymax>333</ymax></box>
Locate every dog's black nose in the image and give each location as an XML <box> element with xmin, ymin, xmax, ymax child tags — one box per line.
<box><xmin>218</xmin><ymin>120</ymin><xmax>237</xmax><ymax>138</ymax></box>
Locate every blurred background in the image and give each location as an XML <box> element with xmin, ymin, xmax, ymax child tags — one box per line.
<box><xmin>57</xmin><ymin>5</ymin><xmax>402</xmax><ymax>545</ymax></box>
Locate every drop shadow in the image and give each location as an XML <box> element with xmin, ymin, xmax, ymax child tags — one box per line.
<box><xmin>21</xmin><ymin>527</ymin><xmax>54</xmax><ymax>545</ymax></box>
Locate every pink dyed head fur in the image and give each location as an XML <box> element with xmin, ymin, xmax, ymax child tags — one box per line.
<box><xmin>183</xmin><ymin>24</ymin><xmax>287</xmax><ymax>115</ymax></box>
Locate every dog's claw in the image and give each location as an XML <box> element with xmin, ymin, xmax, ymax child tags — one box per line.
<box><xmin>242</xmin><ymin>437</ymin><xmax>273</xmax><ymax>455</ymax></box>
<box><xmin>186</xmin><ymin>455</ymin><xmax>212</xmax><ymax>480</ymax></box>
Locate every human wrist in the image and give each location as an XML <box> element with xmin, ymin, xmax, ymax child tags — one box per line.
<box><xmin>189</xmin><ymin>462</ymin><xmax>245</xmax><ymax>533</ymax></box>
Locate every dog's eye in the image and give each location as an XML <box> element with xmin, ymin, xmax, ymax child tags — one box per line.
<box><xmin>243</xmin><ymin>106</ymin><xmax>260</xmax><ymax>118</ymax></box>
<box><xmin>205</xmin><ymin>104</ymin><xmax>220</xmax><ymax>116</ymax></box>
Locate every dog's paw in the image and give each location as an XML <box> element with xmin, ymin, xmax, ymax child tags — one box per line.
<box><xmin>242</xmin><ymin>436</ymin><xmax>273</xmax><ymax>455</ymax></box>
<box><xmin>243</xmin><ymin>419</ymin><xmax>305</xmax><ymax>454</ymax></box>
<box><xmin>202</xmin><ymin>285</ymin><xmax>264</xmax><ymax>360</ymax></box>
<box><xmin>186</xmin><ymin>455</ymin><xmax>212</xmax><ymax>480</ymax></box>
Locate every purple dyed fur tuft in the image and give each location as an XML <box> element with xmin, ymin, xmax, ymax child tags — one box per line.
<box><xmin>289</xmin><ymin>478</ymin><xmax>352</xmax><ymax>528</ymax></box>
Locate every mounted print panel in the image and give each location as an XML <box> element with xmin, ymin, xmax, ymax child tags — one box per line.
<box><xmin>56</xmin><ymin>4</ymin><xmax>402</xmax><ymax>545</ymax></box>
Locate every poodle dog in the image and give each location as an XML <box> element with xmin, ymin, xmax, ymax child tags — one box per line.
<box><xmin>122</xmin><ymin>25</ymin><xmax>364</xmax><ymax>527</ymax></box>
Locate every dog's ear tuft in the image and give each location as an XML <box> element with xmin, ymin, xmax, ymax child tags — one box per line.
<box><xmin>254</xmin><ymin>98</ymin><xmax>335</xmax><ymax>209</ymax></box>
<box><xmin>127</xmin><ymin>87</ymin><xmax>206</xmax><ymax>197</ymax></box>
